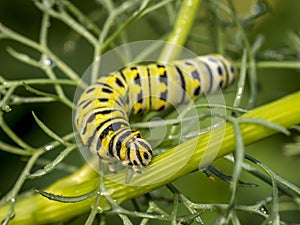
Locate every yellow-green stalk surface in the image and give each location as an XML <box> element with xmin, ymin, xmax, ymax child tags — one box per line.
<box><xmin>159</xmin><ymin>0</ymin><xmax>202</xmax><ymax>61</ymax></box>
<box><xmin>1</xmin><ymin>91</ymin><xmax>300</xmax><ymax>225</ymax></box>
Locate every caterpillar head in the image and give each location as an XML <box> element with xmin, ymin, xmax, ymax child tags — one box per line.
<box><xmin>125</xmin><ymin>131</ymin><xmax>153</xmax><ymax>170</ymax></box>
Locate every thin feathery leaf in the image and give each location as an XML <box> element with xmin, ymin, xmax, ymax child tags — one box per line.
<box><xmin>32</xmin><ymin>111</ymin><xmax>72</xmax><ymax>147</ymax></box>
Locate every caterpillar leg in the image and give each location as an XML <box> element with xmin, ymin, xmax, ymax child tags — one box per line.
<box><xmin>121</xmin><ymin>160</ymin><xmax>142</xmax><ymax>174</ymax></box>
<box><xmin>107</xmin><ymin>161</ymin><xmax>117</xmax><ymax>173</ymax></box>
<box><xmin>96</xmin><ymin>149</ymin><xmax>118</xmax><ymax>173</ymax></box>
<box><xmin>132</xmin><ymin>166</ymin><xmax>142</xmax><ymax>174</ymax></box>
<box><xmin>98</xmin><ymin>148</ymin><xmax>143</xmax><ymax>175</ymax></box>
<box><xmin>97</xmin><ymin>157</ymin><xmax>117</xmax><ymax>173</ymax></box>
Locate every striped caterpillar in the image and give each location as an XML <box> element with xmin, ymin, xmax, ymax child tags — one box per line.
<box><xmin>75</xmin><ymin>54</ymin><xmax>236</xmax><ymax>172</ymax></box>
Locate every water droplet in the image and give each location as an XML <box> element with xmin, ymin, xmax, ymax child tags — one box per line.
<box><xmin>10</xmin><ymin>198</ymin><xmax>15</xmax><ymax>203</ymax></box>
<box><xmin>44</xmin><ymin>145</ymin><xmax>53</xmax><ymax>151</ymax></box>
<box><xmin>259</xmin><ymin>205</ymin><xmax>269</xmax><ymax>215</ymax></box>
<box><xmin>1</xmin><ymin>104</ymin><xmax>12</xmax><ymax>112</ymax></box>
<box><xmin>40</xmin><ymin>58</ymin><xmax>56</xmax><ymax>68</ymax></box>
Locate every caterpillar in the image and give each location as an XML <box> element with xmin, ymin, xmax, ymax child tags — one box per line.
<box><xmin>75</xmin><ymin>54</ymin><xmax>236</xmax><ymax>172</ymax></box>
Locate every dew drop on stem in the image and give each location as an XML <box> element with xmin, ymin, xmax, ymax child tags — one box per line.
<box><xmin>44</xmin><ymin>144</ymin><xmax>54</xmax><ymax>151</ymax></box>
<box><xmin>259</xmin><ymin>205</ymin><xmax>269</xmax><ymax>215</ymax></box>
<box><xmin>40</xmin><ymin>58</ymin><xmax>56</xmax><ymax>68</ymax></box>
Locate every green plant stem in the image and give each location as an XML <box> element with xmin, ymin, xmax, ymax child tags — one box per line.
<box><xmin>100</xmin><ymin>0</ymin><xmax>154</xmax><ymax>52</ymax></box>
<box><xmin>91</xmin><ymin>0</ymin><xmax>138</xmax><ymax>83</ymax></box>
<box><xmin>0</xmin><ymin>91</ymin><xmax>300</xmax><ymax>224</ymax></box>
<box><xmin>257</xmin><ymin>61</ymin><xmax>300</xmax><ymax>69</ymax></box>
<box><xmin>62</xmin><ymin>0</ymin><xmax>101</xmax><ymax>35</ymax></box>
<box><xmin>0</xmin><ymin>151</ymin><xmax>44</xmax><ymax>224</ymax></box>
<box><xmin>0</xmin><ymin>112</ymin><xmax>36</xmax><ymax>152</ymax></box>
<box><xmin>227</xmin><ymin>0</ymin><xmax>257</xmax><ymax>109</ymax></box>
<box><xmin>39</xmin><ymin>11</ymin><xmax>73</xmax><ymax>109</ymax></box>
<box><xmin>1</xmin><ymin>78</ymin><xmax>78</xmax><ymax>87</ymax></box>
<box><xmin>0</xmin><ymin>23</ymin><xmax>83</xmax><ymax>86</ymax></box>
<box><xmin>159</xmin><ymin>0</ymin><xmax>202</xmax><ymax>61</ymax></box>
<box><xmin>34</xmin><ymin>0</ymin><xmax>98</xmax><ymax>47</ymax></box>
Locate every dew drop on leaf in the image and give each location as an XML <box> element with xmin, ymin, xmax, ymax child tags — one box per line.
<box><xmin>259</xmin><ymin>205</ymin><xmax>269</xmax><ymax>215</ymax></box>
<box><xmin>44</xmin><ymin>145</ymin><xmax>54</xmax><ymax>151</ymax></box>
<box><xmin>40</xmin><ymin>58</ymin><xmax>56</xmax><ymax>68</ymax></box>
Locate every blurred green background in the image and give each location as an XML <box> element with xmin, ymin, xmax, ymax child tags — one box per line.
<box><xmin>0</xmin><ymin>0</ymin><xmax>300</xmax><ymax>224</ymax></box>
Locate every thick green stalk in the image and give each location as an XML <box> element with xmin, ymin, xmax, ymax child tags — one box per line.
<box><xmin>0</xmin><ymin>91</ymin><xmax>299</xmax><ymax>225</ymax></box>
<box><xmin>159</xmin><ymin>0</ymin><xmax>202</xmax><ymax>61</ymax></box>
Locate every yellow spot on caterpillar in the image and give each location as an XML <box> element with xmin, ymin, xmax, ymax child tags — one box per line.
<box><xmin>102</xmin><ymin>130</ymin><xmax>115</xmax><ymax>149</ymax></box>
<box><xmin>119</xmin><ymin>144</ymin><xmax>126</xmax><ymax>160</ymax></box>
<box><xmin>97</xmin><ymin>149</ymin><xmax>106</xmax><ymax>159</ymax></box>
<box><xmin>158</xmin><ymin>67</ymin><xmax>165</xmax><ymax>75</ymax></box>
<box><xmin>95</xmin><ymin>114</ymin><xmax>104</xmax><ymax>121</ymax></box>
<box><xmin>110</xmin><ymin>93</ymin><xmax>118</xmax><ymax>99</ymax></box>
<box><xmin>107</xmin><ymin>76</ymin><xmax>116</xmax><ymax>83</ymax></box>
<box><xmin>193</xmin><ymin>80</ymin><xmax>199</xmax><ymax>88</ymax></box>
<box><xmin>132</xmin><ymin>131</ymin><xmax>140</xmax><ymax>137</ymax></box>
<box><xmin>158</xmin><ymin>99</ymin><xmax>165</xmax><ymax>108</ymax></box>
<box><xmin>132</xmin><ymin>84</ymin><xmax>142</xmax><ymax>94</ymax></box>
<box><xmin>158</xmin><ymin>83</ymin><xmax>167</xmax><ymax>92</ymax></box>
<box><xmin>133</xmin><ymin>103</ymin><xmax>142</xmax><ymax>113</ymax></box>
<box><xmin>102</xmin><ymin>137</ymin><xmax>109</xmax><ymax>147</ymax></box>
<box><xmin>188</xmin><ymin>65</ymin><xmax>196</xmax><ymax>72</ymax></box>
<box><xmin>108</xmin><ymin>99</ymin><xmax>115</xmax><ymax>105</ymax></box>
<box><xmin>131</xmin><ymin>69</ymin><xmax>138</xmax><ymax>77</ymax></box>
